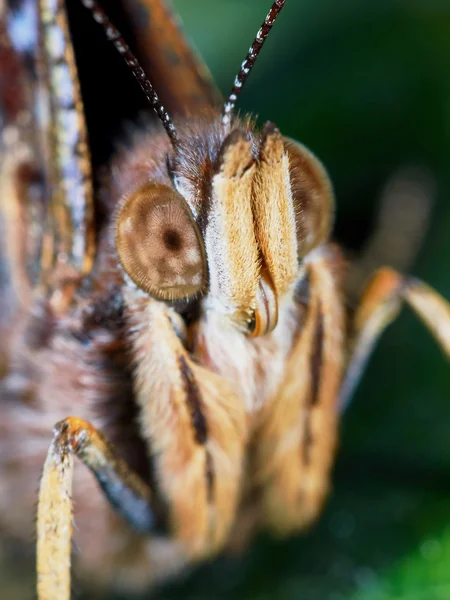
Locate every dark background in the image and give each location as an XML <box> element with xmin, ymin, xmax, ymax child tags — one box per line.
<box><xmin>82</xmin><ymin>0</ymin><xmax>450</xmax><ymax>598</ymax></box>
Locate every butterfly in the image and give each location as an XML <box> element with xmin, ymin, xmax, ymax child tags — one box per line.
<box><xmin>0</xmin><ymin>1</ymin><xmax>449</xmax><ymax>599</ymax></box>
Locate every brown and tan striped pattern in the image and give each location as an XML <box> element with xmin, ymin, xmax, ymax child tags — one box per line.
<box><xmin>39</xmin><ymin>0</ymin><xmax>94</xmax><ymax>278</ymax></box>
<box><xmin>126</xmin><ymin>292</ymin><xmax>247</xmax><ymax>557</ymax></box>
<box><xmin>253</xmin><ymin>246</ymin><xmax>345</xmax><ymax>534</ymax></box>
<box><xmin>252</xmin><ymin>128</ymin><xmax>298</xmax><ymax>297</ymax></box>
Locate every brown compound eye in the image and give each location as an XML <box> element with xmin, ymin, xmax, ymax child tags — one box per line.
<box><xmin>116</xmin><ymin>183</ymin><xmax>207</xmax><ymax>301</ymax></box>
<box><xmin>284</xmin><ymin>138</ymin><xmax>335</xmax><ymax>258</ymax></box>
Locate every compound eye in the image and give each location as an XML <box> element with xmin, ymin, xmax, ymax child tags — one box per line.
<box><xmin>116</xmin><ymin>183</ymin><xmax>207</xmax><ymax>301</ymax></box>
<box><xmin>284</xmin><ymin>139</ymin><xmax>335</xmax><ymax>258</ymax></box>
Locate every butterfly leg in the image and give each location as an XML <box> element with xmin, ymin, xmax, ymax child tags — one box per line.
<box><xmin>37</xmin><ymin>416</ymin><xmax>154</xmax><ymax>600</ymax></box>
<box><xmin>340</xmin><ymin>267</ymin><xmax>450</xmax><ymax>411</ymax></box>
<box><xmin>253</xmin><ymin>247</ymin><xmax>345</xmax><ymax>534</ymax></box>
<box><xmin>346</xmin><ymin>167</ymin><xmax>435</xmax><ymax>298</ymax></box>
<box><xmin>125</xmin><ymin>295</ymin><xmax>248</xmax><ymax>559</ymax></box>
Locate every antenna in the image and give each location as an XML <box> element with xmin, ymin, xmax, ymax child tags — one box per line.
<box><xmin>79</xmin><ymin>0</ymin><xmax>179</xmax><ymax>146</ymax></box>
<box><xmin>223</xmin><ymin>0</ymin><xmax>287</xmax><ymax>127</ymax></box>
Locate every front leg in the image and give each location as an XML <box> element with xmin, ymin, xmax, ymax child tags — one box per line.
<box><xmin>125</xmin><ymin>292</ymin><xmax>247</xmax><ymax>557</ymax></box>
<box><xmin>252</xmin><ymin>246</ymin><xmax>345</xmax><ymax>534</ymax></box>
<box><xmin>37</xmin><ymin>417</ymin><xmax>154</xmax><ymax>600</ymax></box>
<box><xmin>340</xmin><ymin>267</ymin><xmax>450</xmax><ymax>411</ymax></box>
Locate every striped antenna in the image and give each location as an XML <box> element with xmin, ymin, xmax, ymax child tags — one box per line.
<box><xmin>223</xmin><ymin>0</ymin><xmax>287</xmax><ymax>127</ymax></box>
<box><xmin>80</xmin><ymin>0</ymin><xmax>179</xmax><ymax>146</ymax></box>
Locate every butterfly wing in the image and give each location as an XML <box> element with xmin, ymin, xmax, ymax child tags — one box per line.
<box><xmin>0</xmin><ymin>0</ymin><xmax>221</xmax><ymax>323</ymax></box>
<box><xmin>0</xmin><ymin>0</ymin><xmax>46</xmax><ymax>320</ymax></box>
<box><xmin>0</xmin><ymin>0</ymin><xmax>95</xmax><ymax>314</ymax></box>
<box><xmin>123</xmin><ymin>0</ymin><xmax>222</xmax><ymax>116</ymax></box>
<box><xmin>38</xmin><ymin>0</ymin><xmax>95</xmax><ymax>280</ymax></box>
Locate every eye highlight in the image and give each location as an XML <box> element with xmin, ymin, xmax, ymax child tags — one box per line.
<box><xmin>115</xmin><ymin>183</ymin><xmax>207</xmax><ymax>301</ymax></box>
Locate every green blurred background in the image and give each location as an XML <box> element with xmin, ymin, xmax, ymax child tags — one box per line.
<box><xmin>119</xmin><ymin>1</ymin><xmax>450</xmax><ymax>598</ymax></box>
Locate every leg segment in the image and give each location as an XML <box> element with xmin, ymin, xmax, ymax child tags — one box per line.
<box><xmin>37</xmin><ymin>417</ymin><xmax>153</xmax><ymax>600</ymax></box>
<box><xmin>346</xmin><ymin>167</ymin><xmax>435</xmax><ymax>298</ymax></box>
<box><xmin>340</xmin><ymin>267</ymin><xmax>450</xmax><ymax>411</ymax></box>
<box><xmin>253</xmin><ymin>246</ymin><xmax>345</xmax><ymax>534</ymax></box>
<box><xmin>125</xmin><ymin>293</ymin><xmax>247</xmax><ymax>558</ymax></box>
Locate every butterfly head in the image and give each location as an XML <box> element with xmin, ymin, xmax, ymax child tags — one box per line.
<box><xmin>114</xmin><ymin>115</ymin><xmax>334</xmax><ymax>336</ymax></box>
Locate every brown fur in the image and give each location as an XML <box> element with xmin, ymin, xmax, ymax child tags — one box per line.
<box><xmin>208</xmin><ymin>134</ymin><xmax>260</xmax><ymax>321</ymax></box>
<box><xmin>252</xmin><ymin>246</ymin><xmax>345</xmax><ymax>533</ymax></box>
<box><xmin>252</xmin><ymin>130</ymin><xmax>298</xmax><ymax>297</ymax></box>
<box><xmin>125</xmin><ymin>291</ymin><xmax>247</xmax><ymax>557</ymax></box>
<box><xmin>285</xmin><ymin>138</ymin><xmax>335</xmax><ymax>256</ymax></box>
